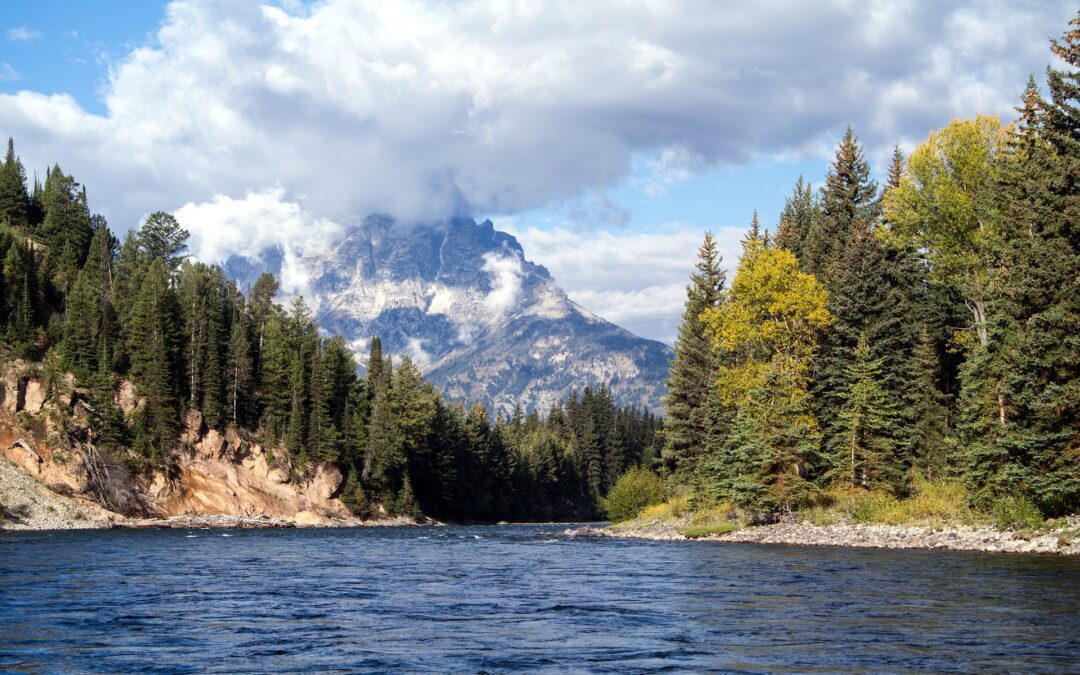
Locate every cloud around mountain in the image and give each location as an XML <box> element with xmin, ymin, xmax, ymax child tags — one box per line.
<box><xmin>0</xmin><ymin>1</ymin><xmax>1071</xmax><ymax>345</ymax></box>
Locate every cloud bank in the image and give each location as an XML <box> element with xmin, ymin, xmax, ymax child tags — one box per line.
<box><xmin>0</xmin><ymin>0</ymin><xmax>1071</xmax><ymax>239</ymax></box>
<box><xmin>0</xmin><ymin>1</ymin><xmax>1072</xmax><ymax>343</ymax></box>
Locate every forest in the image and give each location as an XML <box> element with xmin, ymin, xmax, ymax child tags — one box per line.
<box><xmin>0</xmin><ymin>140</ymin><xmax>661</xmax><ymax>521</ymax></box>
<box><xmin>661</xmin><ymin>17</ymin><xmax>1080</xmax><ymax>520</ymax></box>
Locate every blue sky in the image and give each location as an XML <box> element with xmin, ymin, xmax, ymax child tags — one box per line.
<box><xmin>1</xmin><ymin>1</ymin><xmax>165</xmax><ymax>115</ymax></box>
<box><xmin>0</xmin><ymin>1</ymin><xmax>1073</xmax><ymax>343</ymax></box>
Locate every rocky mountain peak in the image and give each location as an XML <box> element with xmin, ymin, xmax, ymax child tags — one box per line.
<box><xmin>224</xmin><ymin>216</ymin><xmax>670</xmax><ymax>416</ymax></box>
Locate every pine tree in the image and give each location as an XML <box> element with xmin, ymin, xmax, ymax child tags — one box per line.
<box><xmin>137</xmin><ymin>212</ymin><xmax>189</xmax><ymax>274</ymax></box>
<box><xmin>977</xmin><ymin>18</ymin><xmax>1080</xmax><ymax>513</ymax></box>
<box><xmin>256</xmin><ymin>309</ymin><xmax>290</xmax><ymax>440</ymax></box>
<box><xmin>0</xmin><ymin>138</ymin><xmax>29</xmax><ymax>227</ymax></box>
<box><xmin>38</xmin><ymin>164</ymin><xmax>93</xmax><ymax>265</ymax></box>
<box><xmin>773</xmin><ymin>176</ymin><xmax>819</xmax><ymax>265</ymax></box>
<box><xmin>662</xmin><ymin>231</ymin><xmax>726</xmax><ymax>479</ymax></box>
<box><xmin>61</xmin><ymin>224</ymin><xmax>115</xmax><ymax>377</ymax></box>
<box><xmin>126</xmin><ymin>258</ymin><xmax>180</xmax><ymax>449</ymax></box>
<box><xmin>830</xmin><ymin>334</ymin><xmax>899</xmax><ymax>491</ymax></box>
<box><xmin>226</xmin><ymin>301</ymin><xmax>253</xmax><ymax>426</ymax></box>
<box><xmin>805</xmin><ymin>127</ymin><xmax>879</xmax><ymax>289</ymax></box>
<box><xmin>909</xmin><ymin>329</ymin><xmax>950</xmax><ymax>480</ymax></box>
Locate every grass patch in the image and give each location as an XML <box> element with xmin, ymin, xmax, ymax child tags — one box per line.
<box><xmin>831</xmin><ymin>475</ymin><xmax>982</xmax><ymax>527</ymax></box>
<box><xmin>638</xmin><ymin>493</ymin><xmax>691</xmax><ymax>521</ymax></box>
<box><xmin>681</xmin><ymin>522</ymin><xmax>741</xmax><ymax>539</ymax></box>
<box><xmin>688</xmin><ymin>502</ymin><xmax>737</xmax><ymax>527</ymax></box>
<box><xmin>801</xmin><ymin>506</ymin><xmax>837</xmax><ymax>526</ymax></box>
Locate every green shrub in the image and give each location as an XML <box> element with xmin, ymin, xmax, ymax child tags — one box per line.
<box><xmin>991</xmin><ymin>494</ymin><xmax>1044</xmax><ymax>531</ymax></box>
<box><xmin>601</xmin><ymin>467</ymin><xmax>667</xmax><ymax>522</ymax></box>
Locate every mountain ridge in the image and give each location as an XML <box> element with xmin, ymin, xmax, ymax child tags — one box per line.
<box><xmin>224</xmin><ymin>216</ymin><xmax>671</xmax><ymax>416</ymax></box>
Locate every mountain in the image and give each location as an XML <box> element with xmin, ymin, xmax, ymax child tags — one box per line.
<box><xmin>224</xmin><ymin>216</ymin><xmax>672</xmax><ymax>416</ymax></box>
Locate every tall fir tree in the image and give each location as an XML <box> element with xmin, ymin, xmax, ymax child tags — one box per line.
<box><xmin>804</xmin><ymin>127</ymin><xmax>880</xmax><ymax>289</ymax></box>
<box><xmin>0</xmin><ymin>138</ymin><xmax>29</xmax><ymax>227</ymax></box>
<box><xmin>829</xmin><ymin>334</ymin><xmax>900</xmax><ymax>491</ymax></box>
<box><xmin>773</xmin><ymin>176</ymin><xmax>819</xmax><ymax>265</ymax></box>
<box><xmin>662</xmin><ymin>232</ymin><xmax>727</xmax><ymax>479</ymax></box>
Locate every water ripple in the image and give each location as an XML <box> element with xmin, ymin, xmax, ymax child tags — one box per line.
<box><xmin>2</xmin><ymin>525</ymin><xmax>1079</xmax><ymax>672</ymax></box>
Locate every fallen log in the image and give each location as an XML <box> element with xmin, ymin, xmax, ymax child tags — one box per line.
<box><xmin>12</xmin><ymin>438</ymin><xmax>42</xmax><ymax>463</ymax></box>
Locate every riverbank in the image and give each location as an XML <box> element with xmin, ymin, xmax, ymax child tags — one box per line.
<box><xmin>0</xmin><ymin>454</ymin><xmax>428</xmax><ymax>531</ymax></box>
<box><xmin>567</xmin><ymin>515</ymin><xmax>1080</xmax><ymax>555</ymax></box>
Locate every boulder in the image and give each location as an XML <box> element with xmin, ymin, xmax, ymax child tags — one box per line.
<box><xmin>116</xmin><ymin>380</ymin><xmax>141</xmax><ymax>415</ymax></box>
<box><xmin>268</xmin><ymin>467</ymin><xmax>290</xmax><ymax>484</ymax></box>
<box><xmin>305</xmin><ymin>464</ymin><xmax>344</xmax><ymax>501</ymax></box>
<box><xmin>196</xmin><ymin>428</ymin><xmax>227</xmax><ymax>459</ymax></box>
<box><xmin>294</xmin><ymin>510</ymin><xmax>332</xmax><ymax>527</ymax></box>
<box><xmin>23</xmin><ymin>380</ymin><xmax>46</xmax><ymax>413</ymax></box>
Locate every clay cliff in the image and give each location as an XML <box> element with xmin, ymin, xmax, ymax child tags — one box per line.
<box><xmin>0</xmin><ymin>359</ymin><xmax>356</xmax><ymax>528</ymax></box>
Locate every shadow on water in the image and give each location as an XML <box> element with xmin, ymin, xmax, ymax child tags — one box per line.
<box><xmin>2</xmin><ymin>525</ymin><xmax>1079</xmax><ymax>672</ymax></box>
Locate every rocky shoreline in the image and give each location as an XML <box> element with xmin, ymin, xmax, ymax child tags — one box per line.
<box><xmin>566</xmin><ymin>518</ymin><xmax>1080</xmax><ymax>556</ymax></box>
<box><xmin>1</xmin><ymin>453</ymin><xmax>427</xmax><ymax>532</ymax></box>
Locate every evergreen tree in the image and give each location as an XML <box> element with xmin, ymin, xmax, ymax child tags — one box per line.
<box><xmin>38</xmin><ymin>164</ymin><xmax>93</xmax><ymax>266</ymax></box>
<box><xmin>805</xmin><ymin>127</ymin><xmax>880</xmax><ymax>288</ymax></box>
<box><xmin>126</xmin><ymin>258</ymin><xmax>180</xmax><ymax>449</ymax></box>
<box><xmin>226</xmin><ymin>300</ymin><xmax>253</xmax><ymax>425</ymax></box>
<box><xmin>977</xmin><ymin>20</ymin><xmax>1080</xmax><ymax>513</ymax></box>
<box><xmin>773</xmin><ymin>176</ymin><xmax>819</xmax><ymax>264</ymax></box>
<box><xmin>830</xmin><ymin>335</ymin><xmax>899</xmax><ymax>491</ymax></box>
<box><xmin>61</xmin><ymin>224</ymin><xmax>115</xmax><ymax>377</ymax></box>
<box><xmin>137</xmin><ymin>212</ymin><xmax>189</xmax><ymax>274</ymax></box>
<box><xmin>909</xmin><ymin>328</ymin><xmax>951</xmax><ymax>480</ymax></box>
<box><xmin>0</xmin><ymin>138</ymin><xmax>29</xmax><ymax>227</ymax></box>
<box><xmin>662</xmin><ymin>232</ymin><xmax>726</xmax><ymax>479</ymax></box>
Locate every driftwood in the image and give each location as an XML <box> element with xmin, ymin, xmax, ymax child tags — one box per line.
<box><xmin>11</xmin><ymin>438</ymin><xmax>42</xmax><ymax>463</ymax></box>
<box><xmin>78</xmin><ymin>400</ymin><xmax>102</xmax><ymax>419</ymax></box>
<box><xmin>75</xmin><ymin>444</ymin><xmax>145</xmax><ymax>516</ymax></box>
<box><xmin>111</xmin><ymin>514</ymin><xmax>296</xmax><ymax>529</ymax></box>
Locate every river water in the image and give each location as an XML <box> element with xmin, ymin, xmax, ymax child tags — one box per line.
<box><xmin>2</xmin><ymin>525</ymin><xmax>1078</xmax><ymax>672</ymax></box>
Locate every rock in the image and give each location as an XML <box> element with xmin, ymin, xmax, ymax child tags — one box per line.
<box><xmin>294</xmin><ymin>510</ymin><xmax>332</xmax><ymax>527</ymax></box>
<box><xmin>196</xmin><ymin>429</ymin><xmax>227</xmax><ymax>459</ymax></box>
<box><xmin>224</xmin><ymin>428</ymin><xmax>243</xmax><ymax>456</ymax></box>
<box><xmin>181</xmin><ymin>409</ymin><xmax>205</xmax><ymax>445</ymax></box>
<box><xmin>0</xmin><ymin>365</ymin><xmax>21</xmax><ymax>413</ymax></box>
<box><xmin>305</xmin><ymin>464</ymin><xmax>343</xmax><ymax>501</ymax></box>
<box><xmin>22</xmin><ymin>380</ymin><xmax>46</xmax><ymax>413</ymax></box>
<box><xmin>116</xmin><ymin>380</ymin><xmax>141</xmax><ymax>415</ymax></box>
<box><xmin>268</xmin><ymin>467</ymin><xmax>290</xmax><ymax>484</ymax></box>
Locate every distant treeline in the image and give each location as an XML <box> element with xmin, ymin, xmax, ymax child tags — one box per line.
<box><xmin>0</xmin><ymin>142</ymin><xmax>660</xmax><ymax>521</ymax></box>
<box><xmin>661</xmin><ymin>14</ymin><xmax>1080</xmax><ymax>517</ymax></box>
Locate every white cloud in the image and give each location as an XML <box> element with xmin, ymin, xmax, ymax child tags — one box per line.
<box><xmin>7</xmin><ymin>27</ymin><xmax>41</xmax><ymax>42</ymax></box>
<box><xmin>480</xmin><ymin>252</ymin><xmax>524</xmax><ymax>323</ymax></box>
<box><xmin>0</xmin><ymin>0</ymin><xmax>1071</xmax><ymax>235</ymax></box>
<box><xmin>505</xmin><ymin>223</ymin><xmax>745</xmax><ymax>344</ymax></box>
<box><xmin>172</xmin><ymin>186</ymin><xmax>344</xmax><ymax>264</ymax></box>
<box><xmin>405</xmin><ymin>337</ymin><xmax>433</xmax><ymax>369</ymax></box>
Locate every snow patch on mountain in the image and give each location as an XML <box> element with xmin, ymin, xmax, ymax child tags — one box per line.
<box><xmin>223</xmin><ymin>216</ymin><xmax>671</xmax><ymax>415</ymax></box>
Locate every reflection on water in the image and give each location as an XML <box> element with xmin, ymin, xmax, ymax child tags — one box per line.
<box><xmin>2</xmin><ymin>526</ymin><xmax>1079</xmax><ymax>672</ymax></box>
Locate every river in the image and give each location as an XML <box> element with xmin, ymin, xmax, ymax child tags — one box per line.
<box><xmin>2</xmin><ymin>525</ymin><xmax>1078</xmax><ymax>672</ymax></box>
